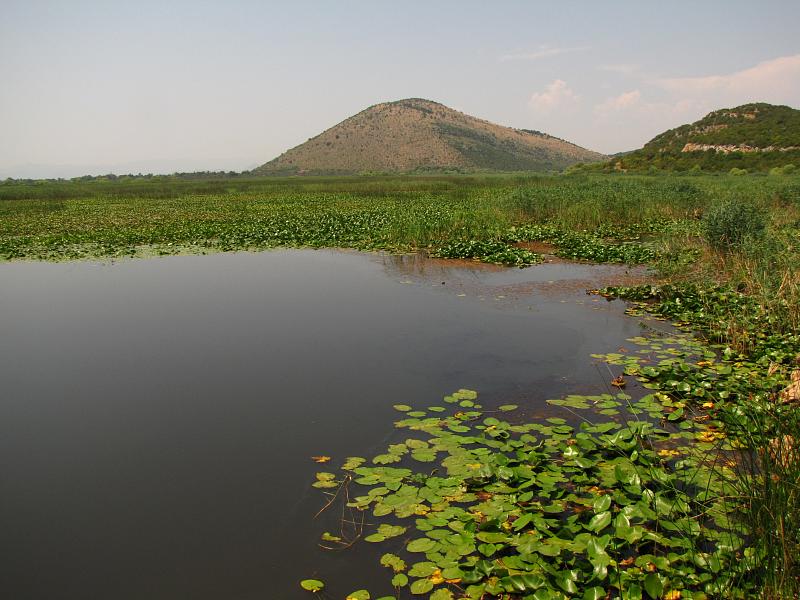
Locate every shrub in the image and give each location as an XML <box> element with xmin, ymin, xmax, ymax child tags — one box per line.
<box><xmin>769</xmin><ymin>164</ymin><xmax>797</xmax><ymax>176</ymax></box>
<box><xmin>730</xmin><ymin>167</ymin><xmax>748</xmax><ymax>176</ymax></box>
<box><xmin>702</xmin><ymin>198</ymin><xmax>766</xmax><ymax>250</ymax></box>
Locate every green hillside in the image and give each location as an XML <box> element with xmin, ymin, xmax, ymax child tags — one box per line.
<box><xmin>610</xmin><ymin>103</ymin><xmax>800</xmax><ymax>172</ymax></box>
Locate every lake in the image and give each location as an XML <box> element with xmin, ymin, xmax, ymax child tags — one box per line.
<box><xmin>0</xmin><ymin>249</ymin><xmax>648</xmax><ymax>599</ymax></box>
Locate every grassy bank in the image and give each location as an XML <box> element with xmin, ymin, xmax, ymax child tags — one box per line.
<box><xmin>0</xmin><ymin>173</ymin><xmax>797</xmax><ymax>263</ymax></box>
<box><xmin>3</xmin><ymin>172</ymin><xmax>799</xmax><ymax>597</ymax></box>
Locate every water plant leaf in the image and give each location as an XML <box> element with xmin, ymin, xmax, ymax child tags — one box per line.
<box><xmin>312</xmin><ymin>472</ymin><xmax>339</xmax><ymax>489</ymax></box>
<box><xmin>342</xmin><ymin>456</ymin><xmax>366</xmax><ymax>470</ymax></box>
<box><xmin>346</xmin><ymin>590</ymin><xmax>370</xmax><ymax>600</ymax></box>
<box><xmin>593</xmin><ymin>495</ymin><xmax>612</xmax><ymax>513</ymax></box>
<box><xmin>409</xmin><ymin>578</ymin><xmax>434</xmax><ymax>594</ymax></box>
<box><xmin>380</xmin><ymin>553</ymin><xmax>406</xmax><ymax>572</ymax></box>
<box><xmin>587</xmin><ymin>511</ymin><xmax>612</xmax><ymax>532</ymax></box>
<box><xmin>583</xmin><ymin>586</ymin><xmax>606</xmax><ymax>600</ymax></box>
<box><xmin>408</xmin><ymin>562</ymin><xmax>438</xmax><ymax>577</ymax></box>
<box><xmin>406</xmin><ymin>538</ymin><xmax>436</xmax><ymax>552</ymax></box>
<box><xmin>300</xmin><ymin>579</ymin><xmax>324</xmax><ymax>592</ymax></box>
<box><xmin>377</xmin><ymin>524</ymin><xmax>406</xmax><ymax>539</ymax></box>
<box><xmin>643</xmin><ymin>573</ymin><xmax>664</xmax><ymax>599</ymax></box>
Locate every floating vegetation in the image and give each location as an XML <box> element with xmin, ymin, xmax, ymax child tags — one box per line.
<box><xmin>504</xmin><ymin>224</ymin><xmax>659</xmax><ymax>265</ymax></box>
<box><xmin>310</xmin><ymin>372</ymin><xmax>757</xmax><ymax>599</ymax></box>
<box><xmin>598</xmin><ymin>283</ymin><xmax>800</xmax><ymax>363</ymax></box>
<box><xmin>431</xmin><ymin>240</ymin><xmax>542</xmax><ymax>267</ymax></box>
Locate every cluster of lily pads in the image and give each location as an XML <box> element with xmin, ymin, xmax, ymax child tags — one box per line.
<box><xmin>503</xmin><ymin>224</ymin><xmax>660</xmax><ymax>265</ymax></box>
<box><xmin>431</xmin><ymin>240</ymin><xmax>542</xmax><ymax>267</ymax></box>
<box><xmin>306</xmin><ymin>354</ymin><xmax>758</xmax><ymax>600</ymax></box>
<box><xmin>599</xmin><ymin>284</ymin><xmax>800</xmax><ymax>364</ymax></box>
<box><xmin>428</xmin><ymin>219</ymin><xmax>670</xmax><ymax>269</ymax></box>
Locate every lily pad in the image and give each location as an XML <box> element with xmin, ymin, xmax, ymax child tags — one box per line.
<box><xmin>300</xmin><ymin>579</ymin><xmax>324</xmax><ymax>592</ymax></box>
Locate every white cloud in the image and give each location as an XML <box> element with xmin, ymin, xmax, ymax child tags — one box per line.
<box><xmin>529</xmin><ymin>80</ymin><xmax>579</xmax><ymax>112</ymax></box>
<box><xmin>595</xmin><ymin>90</ymin><xmax>642</xmax><ymax>113</ymax></box>
<box><xmin>501</xmin><ymin>46</ymin><xmax>587</xmax><ymax>62</ymax></box>
<box><xmin>593</xmin><ymin>92</ymin><xmax>699</xmax><ymax>124</ymax></box>
<box><xmin>655</xmin><ymin>54</ymin><xmax>800</xmax><ymax>107</ymax></box>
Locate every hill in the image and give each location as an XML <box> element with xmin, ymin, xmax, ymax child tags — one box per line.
<box><xmin>253</xmin><ymin>98</ymin><xmax>606</xmax><ymax>175</ymax></box>
<box><xmin>611</xmin><ymin>103</ymin><xmax>800</xmax><ymax>172</ymax></box>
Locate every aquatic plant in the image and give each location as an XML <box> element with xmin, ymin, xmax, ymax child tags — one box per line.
<box><xmin>311</xmin><ymin>378</ymin><xmax>754</xmax><ymax>599</ymax></box>
<box><xmin>431</xmin><ymin>239</ymin><xmax>541</xmax><ymax>266</ymax></box>
<box><xmin>599</xmin><ymin>284</ymin><xmax>800</xmax><ymax>598</ymax></box>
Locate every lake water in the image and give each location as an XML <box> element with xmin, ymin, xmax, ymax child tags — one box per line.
<box><xmin>0</xmin><ymin>250</ymin><xmax>648</xmax><ymax>599</ymax></box>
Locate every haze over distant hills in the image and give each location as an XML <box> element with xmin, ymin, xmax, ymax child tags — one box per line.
<box><xmin>254</xmin><ymin>98</ymin><xmax>606</xmax><ymax>175</ymax></box>
<box><xmin>610</xmin><ymin>103</ymin><xmax>800</xmax><ymax>172</ymax></box>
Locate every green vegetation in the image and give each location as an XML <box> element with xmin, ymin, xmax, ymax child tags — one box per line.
<box><xmin>431</xmin><ymin>239</ymin><xmax>541</xmax><ymax>267</ymax></box>
<box><xmin>701</xmin><ymin>198</ymin><xmax>766</xmax><ymax>250</ymax></box>
<box><xmin>308</xmin><ymin>347</ymin><xmax>772</xmax><ymax>599</ymax></box>
<box><xmin>3</xmin><ymin>171</ymin><xmax>799</xmax><ymax>597</ymax></box>
<box><xmin>1</xmin><ymin>171</ymin><xmax>795</xmax><ymax>263</ymax></box>
<box><xmin>595</xmin><ymin>283</ymin><xmax>800</xmax><ymax>599</ymax></box>
<box><xmin>591</xmin><ymin>103</ymin><xmax>800</xmax><ymax>172</ymax></box>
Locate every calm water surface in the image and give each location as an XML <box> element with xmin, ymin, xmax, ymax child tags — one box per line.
<box><xmin>0</xmin><ymin>250</ymin><xmax>648</xmax><ymax>599</ymax></box>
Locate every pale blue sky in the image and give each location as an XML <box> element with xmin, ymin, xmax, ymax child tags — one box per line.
<box><xmin>2</xmin><ymin>0</ymin><xmax>799</xmax><ymax>177</ymax></box>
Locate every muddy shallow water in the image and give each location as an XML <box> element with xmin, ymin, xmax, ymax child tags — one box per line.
<box><xmin>0</xmin><ymin>249</ymin><xmax>651</xmax><ymax>599</ymax></box>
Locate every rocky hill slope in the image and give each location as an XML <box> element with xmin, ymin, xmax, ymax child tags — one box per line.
<box><xmin>254</xmin><ymin>98</ymin><xmax>606</xmax><ymax>175</ymax></box>
<box><xmin>611</xmin><ymin>103</ymin><xmax>800</xmax><ymax>172</ymax></box>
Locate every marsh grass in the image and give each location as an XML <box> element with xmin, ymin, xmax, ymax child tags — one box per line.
<box><xmin>717</xmin><ymin>401</ymin><xmax>800</xmax><ymax>598</ymax></box>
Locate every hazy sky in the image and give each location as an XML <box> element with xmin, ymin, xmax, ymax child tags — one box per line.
<box><xmin>2</xmin><ymin>0</ymin><xmax>799</xmax><ymax>178</ymax></box>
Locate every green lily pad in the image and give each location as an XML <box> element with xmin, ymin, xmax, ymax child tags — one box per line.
<box><xmin>409</xmin><ymin>579</ymin><xmax>434</xmax><ymax>594</ymax></box>
<box><xmin>300</xmin><ymin>579</ymin><xmax>324</xmax><ymax>592</ymax></box>
<box><xmin>407</xmin><ymin>538</ymin><xmax>437</xmax><ymax>553</ymax></box>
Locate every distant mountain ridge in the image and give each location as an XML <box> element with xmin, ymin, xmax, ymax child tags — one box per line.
<box><xmin>253</xmin><ymin>98</ymin><xmax>606</xmax><ymax>175</ymax></box>
<box><xmin>611</xmin><ymin>103</ymin><xmax>800</xmax><ymax>172</ymax></box>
